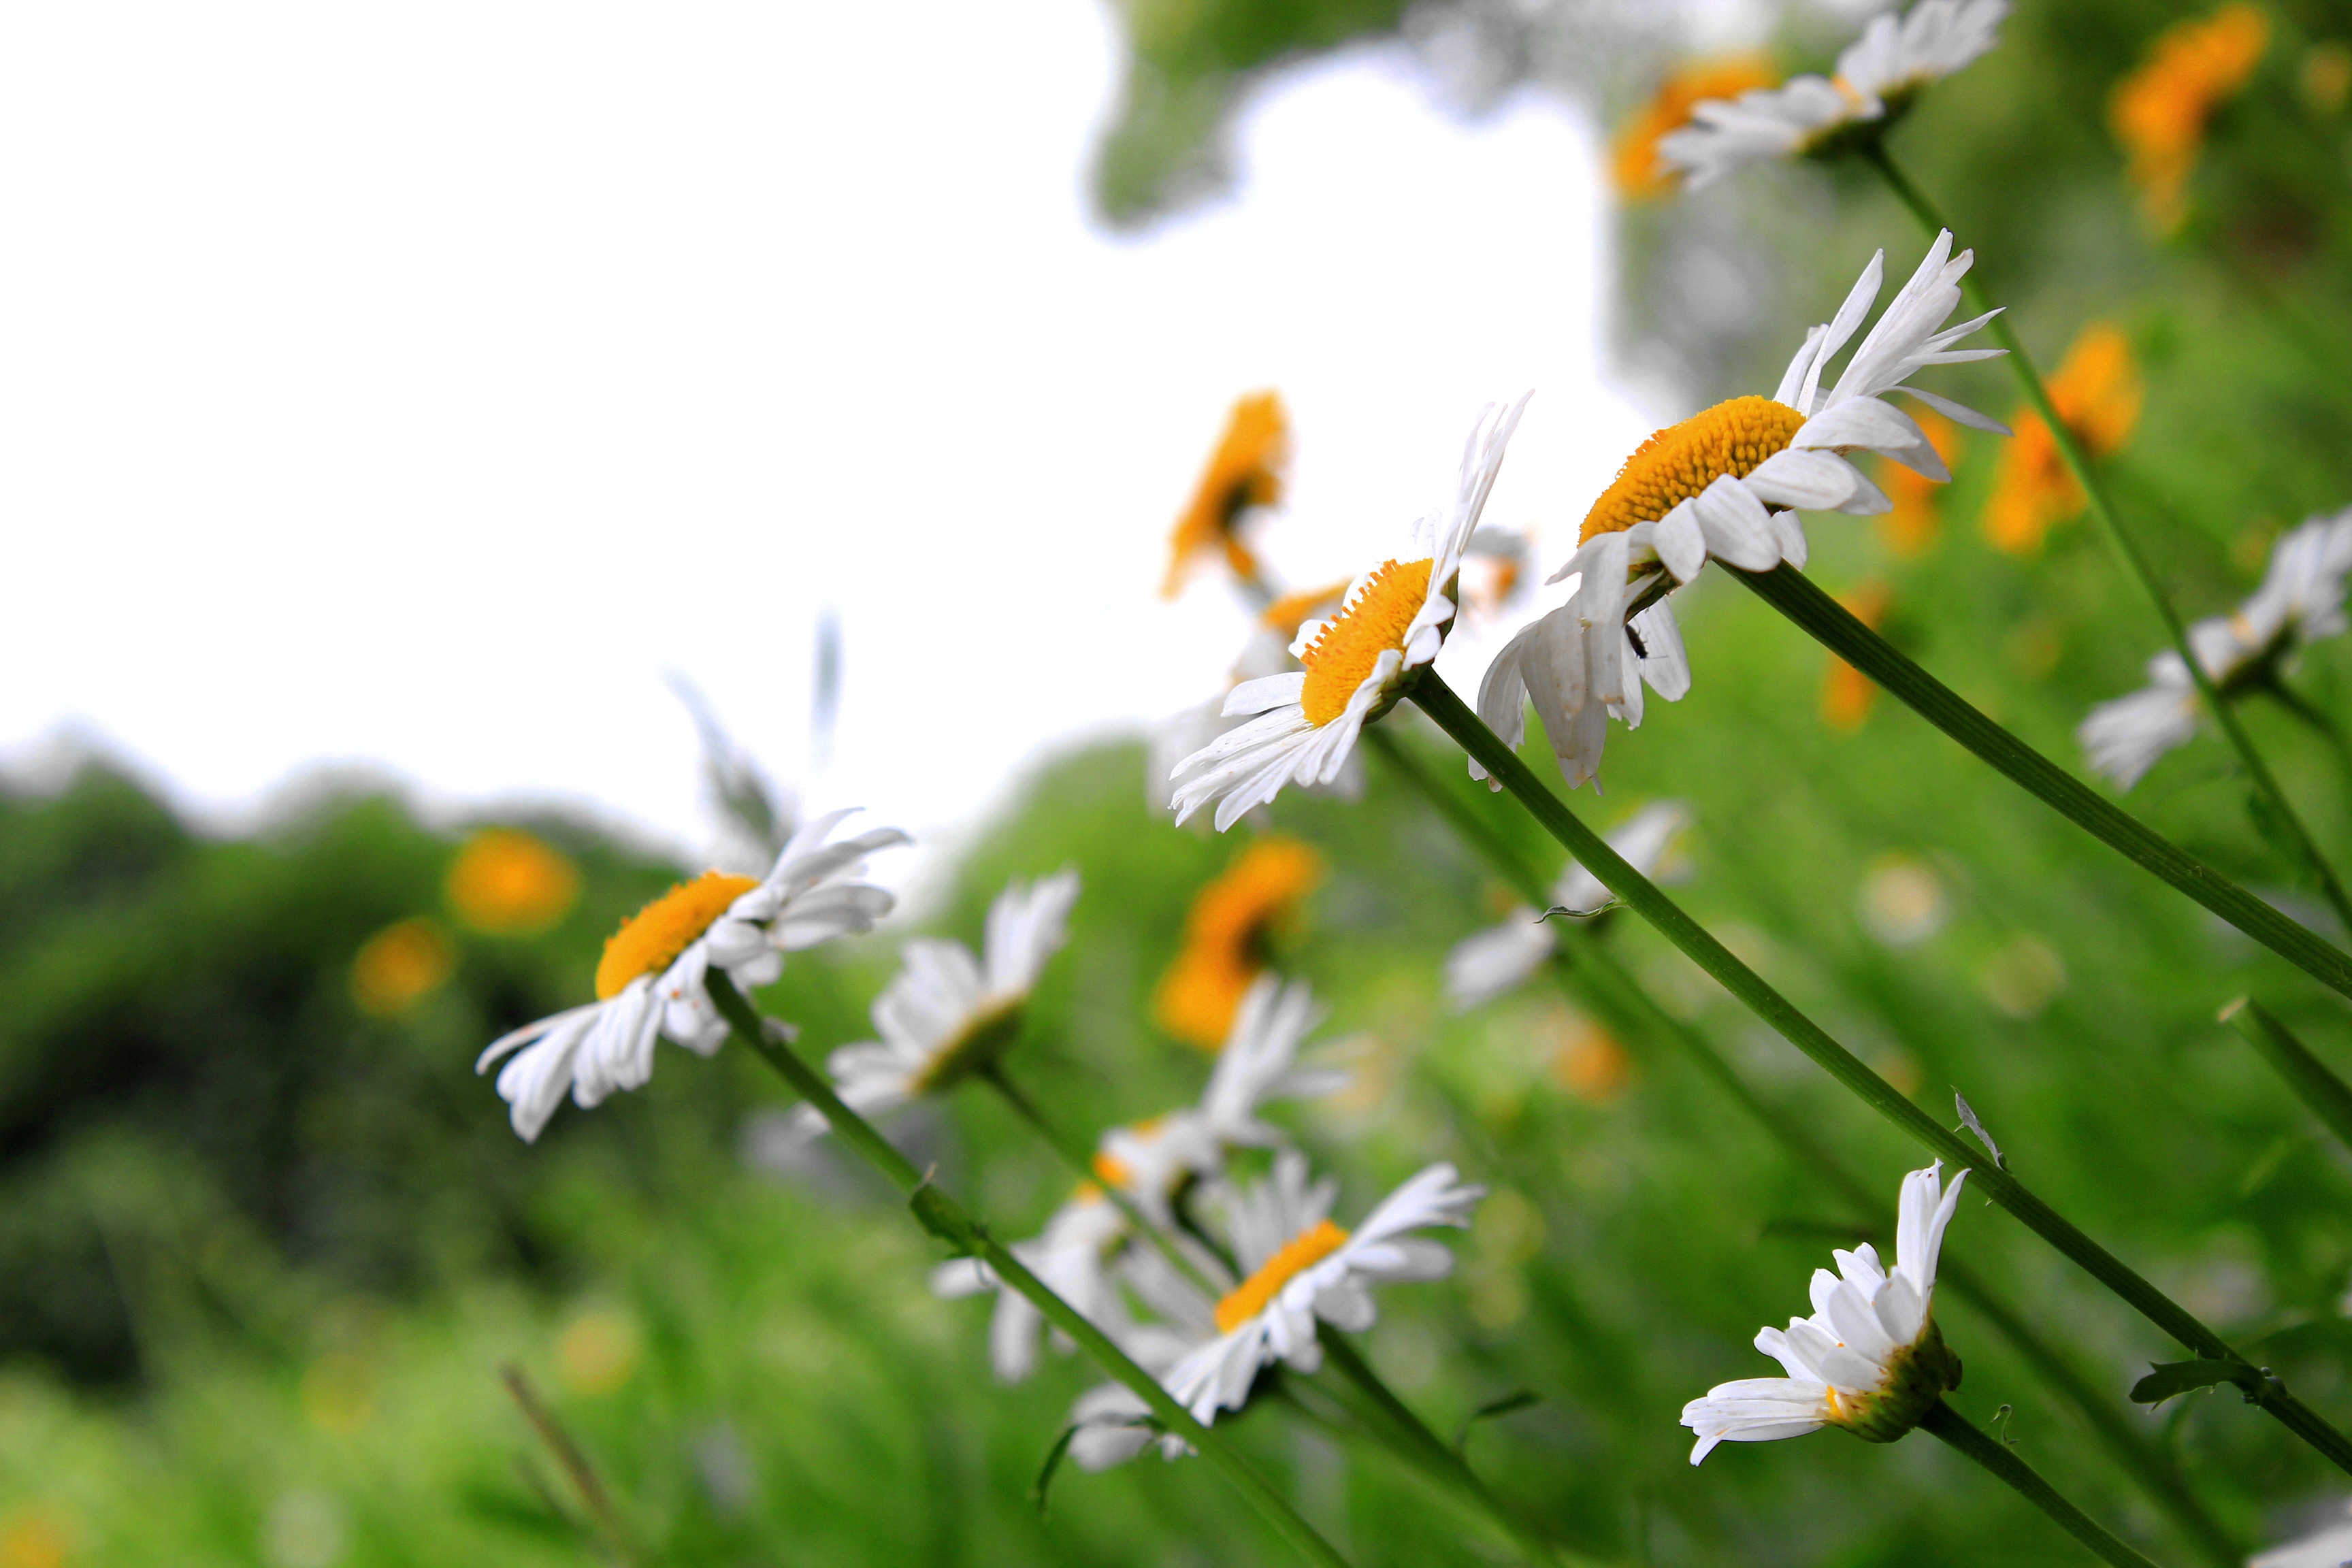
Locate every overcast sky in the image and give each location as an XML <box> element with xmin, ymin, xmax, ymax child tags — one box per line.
<box><xmin>0</xmin><ymin>1</ymin><xmax>1659</xmax><ymax>875</ymax></box>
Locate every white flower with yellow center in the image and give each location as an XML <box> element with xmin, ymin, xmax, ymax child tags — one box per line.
<box><xmin>1682</xmin><ymin>1161</ymin><xmax>1968</xmax><ymax>1463</ymax></box>
<box><xmin>932</xmin><ymin>975</ymin><xmax>1349</xmax><ymax>1381</ymax></box>
<box><xmin>476</xmin><ymin>809</ymin><xmax>906</xmax><ymax>1141</ymax></box>
<box><xmin>1446</xmin><ymin>801</ymin><xmax>1690</xmax><ymax>1010</ymax></box>
<box><xmin>1163</xmin><ymin>1152</ymin><xmax>1483</xmax><ymax>1426</ymax></box>
<box><xmin>1659</xmin><ymin>0</ymin><xmax>2010</xmax><ymax>189</ymax></box>
<box><xmin>800</xmin><ymin>871</ymin><xmax>1081</xmax><ymax>1130</ymax></box>
<box><xmin>2081</xmin><ymin>508</ymin><xmax>2352</xmax><ymax>789</ymax></box>
<box><xmin>1169</xmin><ymin>395</ymin><xmax>1531</xmax><ymax>831</ymax></box>
<box><xmin>1480</xmin><ymin>232</ymin><xmax>2004</xmax><ymax>791</ymax></box>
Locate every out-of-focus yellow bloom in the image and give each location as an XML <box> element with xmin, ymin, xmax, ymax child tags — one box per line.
<box><xmin>555</xmin><ymin>1307</ymin><xmax>642</xmax><ymax>1396</ymax></box>
<box><xmin>1550</xmin><ymin>1014</ymin><xmax>1631</xmax><ymax>1102</ymax></box>
<box><xmin>0</xmin><ymin>1508</ymin><xmax>70</xmax><ymax>1568</ymax></box>
<box><xmin>1822</xmin><ymin>580</ymin><xmax>1892</xmax><ymax>732</ymax></box>
<box><xmin>2304</xmin><ymin>42</ymin><xmax>2352</xmax><ymax>112</ymax></box>
<box><xmin>1874</xmin><ymin>407</ymin><xmax>1960</xmax><ymax>559</ymax></box>
<box><xmin>1153</xmin><ymin>838</ymin><xmax>1322</xmax><ymax>1050</ymax></box>
<box><xmin>1611</xmin><ymin>56</ymin><xmax>1778</xmax><ymax>199</ymax></box>
<box><xmin>1984</xmin><ymin>324</ymin><xmax>2142</xmax><ymax>555</ymax></box>
<box><xmin>351</xmin><ymin>918</ymin><xmax>455</xmax><ymax>1017</ymax></box>
<box><xmin>1164</xmin><ymin>391</ymin><xmax>1289</xmax><ymax>598</ymax></box>
<box><xmin>446</xmin><ymin>827</ymin><xmax>581</xmax><ymax>936</ymax></box>
<box><xmin>2109</xmin><ymin>3</ymin><xmax>2268</xmax><ymax>231</ymax></box>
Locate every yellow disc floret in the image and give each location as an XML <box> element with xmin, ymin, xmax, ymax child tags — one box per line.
<box><xmin>1580</xmin><ymin>395</ymin><xmax>1808</xmax><ymax>543</ymax></box>
<box><xmin>595</xmin><ymin>871</ymin><xmax>760</xmax><ymax>999</ymax></box>
<box><xmin>1216</xmin><ymin>1219</ymin><xmax>1351</xmax><ymax>1334</ymax></box>
<box><xmin>1298</xmin><ymin>559</ymin><xmax>1435</xmax><ymax>727</ymax></box>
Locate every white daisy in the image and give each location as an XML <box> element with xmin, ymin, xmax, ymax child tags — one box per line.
<box><xmin>476</xmin><ymin>809</ymin><xmax>906</xmax><ymax>1142</ymax></box>
<box><xmin>1659</xmin><ymin>0</ymin><xmax>2010</xmax><ymax>189</ymax></box>
<box><xmin>2080</xmin><ymin>508</ymin><xmax>2352</xmax><ymax>789</ymax></box>
<box><xmin>800</xmin><ymin>870</ymin><xmax>1081</xmax><ymax>1130</ymax></box>
<box><xmin>1479</xmin><ymin>231</ymin><xmax>2004</xmax><ymax>791</ymax></box>
<box><xmin>1170</xmin><ymin>395</ymin><xmax>1531</xmax><ymax>832</ymax></box>
<box><xmin>1147</xmin><ymin>580</ymin><xmax>1360</xmax><ymax>818</ymax></box>
<box><xmin>1162</xmin><ymin>1152</ymin><xmax>1484</xmax><ymax>1426</ymax></box>
<box><xmin>1446</xmin><ymin>801</ymin><xmax>1690</xmax><ymax>1011</ymax></box>
<box><xmin>1681</xmin><ymin>1161</ymin><xmax>1968</xmax><ymax>1463</ymax></box>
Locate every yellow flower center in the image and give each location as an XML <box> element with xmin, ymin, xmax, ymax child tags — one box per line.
<box><xmin>1580</xmin><ymin>395</ymin><xmax>1808</xmax><ymax>544</ymax></box>
<box><xmin>1298</xmin><ymin>559</ymin><xmax>1435</xmax><ymax>726</ymax></box>
<box><xmin>1215</xmin><ymin>1218</ymin><xmax>1350</xmax><ymax>1334</ymax></box>
<box><xmin>594</xmin><ymin>871</ymin><xmax>760</xmax><ymax>999</ymax></box>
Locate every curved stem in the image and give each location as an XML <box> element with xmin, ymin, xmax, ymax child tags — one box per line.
<box><xmin>1364</xmin><ymin>725</ymin><xmax>2244</xmax><ymax>1566</ymax></box>
<box><xmin>1735</xmin><ymin>561</ymin><xmax>2352</xmax><ymax>996</ymax></box>
<box><xmin>703</xmin><ymin>974</ymin><xmax>1354</xmax><ymax>1568</ymax></box>
<box><xmin>1918</xmin><ymin>1401</ymin><xmax>2166</xmax><ymax>1568</ymax></box>
<box><xmin>1404</xmin><ymin>671</ymin><xmax>2352</xmax><ymax>1479</ymax></box>
<box><xmin>1862</xmin><ymin>142</ymin><xmax>2352</xmax><ymax>935</ymax></box>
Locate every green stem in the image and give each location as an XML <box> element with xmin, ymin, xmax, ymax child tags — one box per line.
<box><xmin>1862</xmin><ymin>142</ymin><xmax>2352</xmax><ymax>936</ymax></box>
<box><xmin>2222</xmin><ymin>996</ymin><xmax>2352</xmax><ymax>1154</ymax></box>
<box><xmin>1366</xmin><ymin>726</ymin><xmax>2243</xmax><ymax>1566</ymax></box>
<box><xmin>1404</xmin><ymin>670</ymin><xmax>2352</xmax><ymax>1479</ymax></box>
<box><xmin>1918</xmin><ymin>1401</ymin><xmax>2166</xmax><ymax>1568</ymax></box>
<box><xmin>1735</xmin><ymin>562</ymin><xmax>2352</xmax><ymax>997</ymax></box>
<box><xmin>703</xmin><ymin>974</ymin><xmax>1354</xmax><ymax>1568</ymax></box>
<box><xmin>978</xmin><ymin>1064</ymin><xmax>1224</xmax><ymax>1299</ymax></box>
<box><xmin>2257</xmin><ymin>679</ymin><xmax>2352</xmax><ymax>803</ymax></box>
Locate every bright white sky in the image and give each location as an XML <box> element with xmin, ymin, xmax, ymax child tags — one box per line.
<box><xmin>0</xmin><ymin>1</ymin><xmax>1660</xmax><ymax>872</ymax></box>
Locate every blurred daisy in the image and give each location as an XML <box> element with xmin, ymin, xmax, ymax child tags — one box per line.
<box><xmin>1682</xmin><ymin>1161</ymin><xmax>1968</xmax><ymax>1463</ymax></box>
<box><xmin>1154</xmin><ymin>838</ymin><xmax>1324</xmax><ymax>1049</ymax></box>
<box><xmin>1171</xmin><ymin>395</ymin><xmax>1531</xmax><ymax>831</ymax></box>
<box><xmin>932</xmin><ymin>1188</ymin><xmax>1135</xmax><ymax>1382</ymax></box>
<box><xmin>1460</xmin><ymin>525</ymin><xmax>1534</xmax><ymax>622</ymax></box>
<box><xmin>1612</xmin><ymin>55</ymin><xmax>1779</xmax><ymax>199</ymax></box>
<box><xmin>1481</xmin><ymin>233</ymin><xmax>2003</xmax><ymax>791</ymax></box>
<box><xmin>1659</xmin><ymin>0</ymin><xmax>2008</xmax><ymax>189</ymax></box>
<box><xmin>1446</xmin><ymin>802</ymin><xmax>1690</xmax><ymax>1011</ymax></box>
<box><xmin>1821</xmin><ymin>581</ymin><xmax>1894</xmax><ymax>732</ymax></box>
<box><xmin>478</xmin><ymin>810</ymin><xmax>905</xmax><ymax>1141</ymax></box>
<box><xmin>1875</xmin><ymin>406</ymin><xmax>1961</xmax><ymax>558</ymax></box>
<box><xmin>802</xmin><ymin>871</ymin><xmax>1081</xmax><ymax>1128</ymax></box>
<box><xmin>1164</xmin><ymin>1153</ymin><xmax>1483</xmax><ymax>1425</ymax></box>
<box><xmin>446</xmin><ymin>827</ymin><xmax>581</xmax><ymax>935</ymax></box>
<box><xmin>1164</xmin><ymin>391</ymin><xmax>1290</xmax><ymax>598</ymax></box>
<box><xmin>2110</xmin><ymin>3</ymin><xmax>2268</xmax><ymax>232</ymax></box>
<box><xmin>1984</xmin><ymin>323</ymin><xmax>2142</xmax><ymax>555</ymax></box>
<box><xmin>2081</xmin><ymin>508</ymin><xmax>2352</xmax><ymax>789</ymax></box>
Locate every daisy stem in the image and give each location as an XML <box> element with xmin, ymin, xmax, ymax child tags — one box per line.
<box><xmin>1364</xmin><ymin>727</ymin><xmax>2244</xmax><ymax>1567</ymax></box>
<box><xmin>1403</xmin><ymin>670</ymin><xmax>2352</xmax><ymax>1479</ymax></box>
<box><xmin>1918</xmin><ymin>1400</ymin><xmax>2165</xmax><ymax>1568</ymax></box>
<box><xmin>1862</xmin><ymin>142</ymin><xmax>2352</xmax><ymax>936</ymax></box>
<box><xmin>1733</xmin><ymin>561</ymin><xmax>2352</xmax><ymax>1002</ymax></box>
<box><xmin>702</xmin><ymin>975</ymin><xmax>1356</xmax><ymax>1568</ymax></box>
<box><xmin>2255</xmin><ymin>678</ymin><xmax>2352</xmax><ymax>803</ymax></box>
<box><xmin>976</xmin><ymin>1062</ymin><xmax>1226</xmax><ymax>1301</ymax></box>
<box><xmin>2221</xmin><ymin>996</ymin><xmax>2352</xmax><ymax>1156</ymax></box>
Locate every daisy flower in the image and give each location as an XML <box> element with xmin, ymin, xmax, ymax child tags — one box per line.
<box><xmin>2080</xmin><ymin>508</ymin><xmax>2352</xmax><ymax>789</ymax></box>
<box><xmin>1164</xmin><ymin>391</ymin><xmax>1290</xmax><ymax>598</ymax></box>
<box><xmin>1145</xmin><ymin>580</ymin><xmax>1354</xmax><ymax>817</ymax></box>
<box><xmin>1610</xmin><ymin>55</ymin><xmax>1779</xmax><ymax>200</ymax></box>
<box><xmin>476</xmin><ymin>809</ymin><xmax>906</xmax><ymax>1141</ymax></box>
<box><xmin>1984</xmin><ymin>323</ymin><xmax>2142</xmax><ymax>555</ymax></box>
<box><xmin>1164</xmin><ymin>1152</ymin><xmax>1483</xmax><ymax>1425</ymax></box>
<box><xmin>1445</xmin><ymin>802</ymin><xmax>1690</xmax><ymax>1011</ymax></box>
<box><xmin>932</xmin><ymin>975</ymin><xmax>1347</xmax><ymax>1379</ymax></box>
<box><xmin>2110</xmin><ymin>3</ymin><xmax>2269</xmax><ymax>232</ymax></box>
<box><xmin>1152</xmin><ymin>838</ymin><xmax>1324</xmax><ymax>1050</ymax></box>
<box><xmin>1682</xmin><ymin>1161</ymin><xmax>1967</xmax><ymax>1463</ymax></box>
<box><xmin>1479</xmin><ymin>231</ymin><xmax>2003</xmax><ymax>791</ymax></box>
<box><xmin>801</xmin><ymin>871</ymin><xmax>1081</xmax><ymax>1128</ymax></box>
<box><xmin>1170</xmin><ymin>394</ymin><xmax>1531</xmax><ymax>832</ymax></box>
<box><xmin>1659</xmin><ymin>0</ymin><xmax>2008</xmax><ymax>188</ymax></box>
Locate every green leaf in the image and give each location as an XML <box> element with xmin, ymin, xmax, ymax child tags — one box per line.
<box><xmin>1031</xmin><ymin>1424</ymin><xmax>1081</xmax><ymax>1518</ymax></box>
<box><xmin>1452</xmin><ymin>1390</ymin><xmax>1540</xmax><ymax>1452</ymax></box>
<box><xmin>2129</xmin><ymin>1359</ymin><xmax>2264</xmax><ymax>1406</ymax></box>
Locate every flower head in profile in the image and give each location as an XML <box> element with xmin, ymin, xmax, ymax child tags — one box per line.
<box><xmin>1682</xmin><ymin>1161</ymin><xmax>1967</xmax><ymax>1463</ymax></box>
<box><xmin>933</xmin><ymin>975</ymin><xmax>1346</xmax><ymax>1382</ymax></box>
<box><xmin>2110</xmin><ymin>3</ymin><xmax>2268</xmax><ymax>232</ymax></box>
<box><xmin>806</xmin><ymin>871</ymin><xmax>1081</xmax><ymax>1126</ymax></box>
<box><xmin>1164</xmin><ymin>392</ymin><xmax>1290</xmax><ymax>598</ymax></box>
<box><xmin>1984</xmin><ymin>323</ymin><xmax>2142</xmax><ymax>555</ymax></box>
<box><xmin>1659</xmin><ymin>1</ymin><xmax>2008</xmax><ymax>189</ymax></box>
<box><xmin>1170</xmin><ymin>395</ymin><xmax>1531</xmax><ymax>831</ymax></box>
<box><xmin>1446</xmin><ymin>802</ymin><xmax>1690</xmax><ymax>1011</ymax></box>
<box><xmin>1482</xmin><ymin>233</ymin><xmax>2004</xmax><ymax>791</ymax></box>
<box><xmin>1612</xmin><ymin>55</ymin><xmax>1779</xmax><ymax>199</ymax></box>
<box><xmin>2082</xmin><ymin>508</ymin><xmax>2352</xmax><ymax>789</ymax></box>
<box><xmin>1148</xmin><ymin>581</ymin><xmax>1358</xmax><ymax>818</ymax></box>
<box><xmin>1154</xmin><ymin>838</ymin><xmax>1324</xmax><ymax>1049</ymax></box>
<box><xmin>477</xmin><ymin>811</ymin><xmax>906</xmax><ymax>1141</ymax></box>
